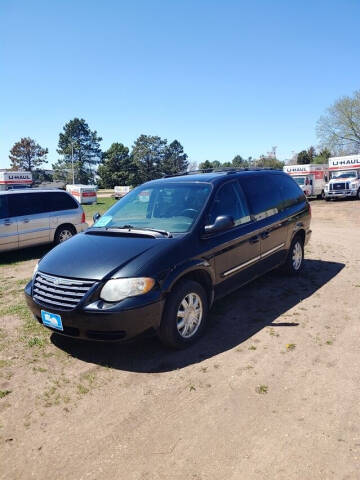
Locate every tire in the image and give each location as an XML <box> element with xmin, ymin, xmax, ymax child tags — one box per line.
<box><xmin>325</xmin><ymin>197</ymin><xmax>330</xmax><ymax>202</ymax></box>
<box><xmin>357</xmin><ymin>189</ymin><xmax>360</xmax><ymax>200</ymax></box>
<box><xmin>54</xmin><ymin>225</ymin><xmax>76</xmax><ymax>245</ymax></box>
<box><xmin>317</xmin><ymin>191</ymin><xmax>325</xmax><ymax>200</ymax></box>
<box><xmin>282</xmin><ymin>236</ymin><xmax>304</xmax><ymax>276</ymax></box>
<box><xmin>158</xmin><ymin>280</ymin><xmax>208</xmax><ymax>349</ymax></box>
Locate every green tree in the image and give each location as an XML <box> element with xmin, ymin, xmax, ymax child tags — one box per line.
<box><xmin>53</xmin><ymin>118</ymin><xmax>102</xmax><ymax>184</ymax></box>
<box><xmin>97</xmin><ymin>143</ymin><xmax>135</xmax><ymax>188</ymax></box>
<box><xmin>313</xmin><ymin>148</ymin><xmax>332</xmax><ymax>164</ymax></box>
<box><xmin>198</xmin><ymin>160</ymin><xmax>213</xmax><ymax>170</ymax></box>
<box><xmin>9</xmin><ymin>137</ymin><xmax>48</xmax><ymax>171</ymax></box>
<box><xmin>232</xmin><ymin>155</ymin><xmax>250</xmax><ymax>168</ymax></box>
<box><xmin>161</xmin><ymin>140</ymin><xmax>188</xmax><ymax>175</ymax></box>
<box><xmin>131</xmin><ymin>135</ymin><xmax>167</xmax><ymax>185</ymax></box>
<box><xmin>317</xmin><ymin>90</ymin><xmax>360</xmax><ymax>154</ymax></box>
<box><xmin>256</xmin><ymin>156</ymin><xmax>284</xmax><ymax>169</ymax></box>
<box><xmin>297</xmin><ymin>148</ymin><xmax>314</xmax><ymax>164</ymax></box>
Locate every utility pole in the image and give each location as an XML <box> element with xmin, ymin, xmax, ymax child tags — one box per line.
<box><xmin>71</xmin><ymin>141</ymin><xmax>75</xmax><ymax>184</ymax></box>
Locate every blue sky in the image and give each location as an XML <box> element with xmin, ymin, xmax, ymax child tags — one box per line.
<box><xmin>1</xmin><ymin>0</ymin><xmax>359</xmax><ymax>169</ymax></box>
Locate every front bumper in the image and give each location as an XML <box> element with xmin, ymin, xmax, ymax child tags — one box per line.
<box><xmin>325</xmin><ymin>190</ymin><xmax>357</xmax><ymax>198</ymax></box>
<box><xmin>24</xmin><ymin>282</ymin><xmax>165</xmax><ymax>342</ymax></box>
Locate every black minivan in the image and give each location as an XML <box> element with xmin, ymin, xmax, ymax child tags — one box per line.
<box><xmin>25</xmin><ymin>169</ymin><xmax>311</xmax><ymax>348</ymax></box>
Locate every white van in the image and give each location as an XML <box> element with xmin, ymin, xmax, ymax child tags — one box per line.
<box><xmin>0</xmin><ymin>189</ymin><xmax>87</xmax><ymax>252</ymax></box>
<box><xmin>283</xmin><ymin>164</ymin><xmax>329</xmax><ymax>199</ymax></box>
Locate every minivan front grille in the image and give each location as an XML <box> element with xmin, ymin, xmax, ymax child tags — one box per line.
<box><xmin>33</xmin><ymin>272</ymin><xmax>95</xmax><ymax>310</ymax></box>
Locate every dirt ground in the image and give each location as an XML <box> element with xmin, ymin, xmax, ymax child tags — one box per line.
<box><xmin>1</xmin><ymin>200</ymin><xmax>360</xmax><ymax>480</ymax></box>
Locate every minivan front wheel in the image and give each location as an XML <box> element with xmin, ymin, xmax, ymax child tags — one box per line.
<box><xmin>158</xmin><ymin>280</ymin><xmax>208</xmax><ymax>348</ymax></box>
<box><xmin>54</xmin><ymin>225</ymin><xmax>76</xmax><ymax>245</ymax></box>
<box><xmin>283</xmin><ymin>236</ymin><xmax>304</xmax><ymax>275</ymax></box>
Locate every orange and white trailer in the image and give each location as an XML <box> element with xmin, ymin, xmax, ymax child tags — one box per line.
<box><xmin>283</xmin><ymin>164</ymin><xmax>329</xmax><ymax>199</ymax></box>
<box><xmin>0</xmin><ymin>171</ymin><xmax>32</xmax><ymax>191</ymax></box>
<box><xmin>114</xmin><ymin>185</ymin><xmax>131</xmax><ymax>199</ymax></box>
<box><xmin>66</xmin><ymin>184</ymin><xmax>97</xmax><ymax>205</ymax></box>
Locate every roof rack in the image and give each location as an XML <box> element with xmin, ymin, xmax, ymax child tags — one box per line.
<box><xmin>163</xmin><ymin>167</ymin><xmax>282</xmax><ymax>178</ymax></box>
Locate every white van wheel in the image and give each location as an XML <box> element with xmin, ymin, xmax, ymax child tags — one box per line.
<box><xmin>55</xmin><ymin>225</ymin><xmax>75</xmax><ymax>245</ymax></box>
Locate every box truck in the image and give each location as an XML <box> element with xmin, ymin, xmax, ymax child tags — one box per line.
<box><xmin>0</xmin><ymin>171</ymin><xmax>32</xmax><ymax>191</ymax></box>
<box><xmin>325</xmin><ymin>155</ymin><xmax>360</xmax><ymax>200</ymax></box>
<box><xmin>283</xmin><ymin>164</ymin><xmax>329</xmax><ymax>199</ymax></box>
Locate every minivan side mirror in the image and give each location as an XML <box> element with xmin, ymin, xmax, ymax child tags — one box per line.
<box><xmin>203</xmin><ymin>215</ymin><xmax>234</xmax><ymax>235</ymax></box>
<box><xmin>93</xmin><ymin>212</ymin><xmax>101</xmax><ymax>223</ymax></box>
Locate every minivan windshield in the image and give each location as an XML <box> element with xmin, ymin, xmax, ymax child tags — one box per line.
<box><xmin>92</xmin><ymin>183</ymin><xmax>212</xmax><ymax>233</ymax></box>
<box><xmin>332</xmin><ymin>170</ymin><xmax>357</xmax><ymax>179</ymax></box>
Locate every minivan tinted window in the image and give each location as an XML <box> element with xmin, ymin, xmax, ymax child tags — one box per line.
<box><xmin>208</xmin><ymin>181</ymin><xmax>250</xmax><ymax>226</ymax></box>
<box><xmin>7</xmin><ymin>191</ymin><xmax>78</xmax><ymax>217</ymax></box>
<box><xmin>0</xmin><ymin>196</ymin><xmax>9</xmax><ymax>219</ymax></box>
<box><xmin>239</xmin><ymin>174</ymin><xmax>283</xmax><ymax>220</ymax></box>
<box><xmin>8</xmin><ymin>193</ymin><xmax>47</xmax><ymax>216</ymax></box>
<box><xmin>274</xmin><ymin>174</ymin><xmax>305</xmax><ymax>208</ymax></box>
<box><xmin>47</xmin><ymin>192</ymin><xmax>78</xmax><ymax>211</ymax></box>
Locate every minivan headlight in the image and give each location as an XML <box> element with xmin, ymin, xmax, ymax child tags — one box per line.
<box><xmin>100</xmin><ymin>277</ymin><xmax>155</xmax><ymax>302</ymax></box>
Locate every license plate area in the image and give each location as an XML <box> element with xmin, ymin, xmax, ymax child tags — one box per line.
<box><xmin>41</xmin><ymin>310</ymin><xmax>63</xmax><ymax>331</ymax></box>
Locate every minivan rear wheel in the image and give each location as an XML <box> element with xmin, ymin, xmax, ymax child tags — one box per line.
<box><xmin>158</xmin><ymin>280</ymin><xmax>208</xmax><ymax>348</ymax></box>
<box><xmin>54</xmin><ymin>225</ymin><xmax>76</xmax><ymax>245</ymax></box>
<box><xmin>282</xmin><ymin>236</ymin><xmax>304</xmax><ymax>275</ymax></box>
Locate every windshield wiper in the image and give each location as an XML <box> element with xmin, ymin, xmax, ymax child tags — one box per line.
<box><xmin>105</xmin><ymin>225</ymin><xmax>172</xmax><ymax>238</ymax></box>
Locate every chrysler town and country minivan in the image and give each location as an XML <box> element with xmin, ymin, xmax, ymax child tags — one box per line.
<box><xmin>0</xmin><ymin>189</ymin><xmax>87</xmax><ymax>252</ymax></box>
<box><xmin>25</xmin><ymin>170</ymin><xmax>311</xmax><ymax>348</ymax></box>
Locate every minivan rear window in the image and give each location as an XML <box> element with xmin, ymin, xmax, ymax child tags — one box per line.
<box><xmin>47</xmin><ymin>192</ymin><xmax>78</xmax><ymax>211</ymax></box>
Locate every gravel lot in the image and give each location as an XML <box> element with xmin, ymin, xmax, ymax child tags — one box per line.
<box><xmin>1</xmin><ymin>200</ymin><xmax>360</xmax><ymax>480</ymax></box>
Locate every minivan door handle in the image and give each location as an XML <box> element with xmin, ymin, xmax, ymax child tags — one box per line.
<box><xmin>261</xmin><ymin>231</ymin><xmax>270</xmax><ymax>239</ymax></box>
<box><xmin>249</xmin><ymin>235</ymin><xmax>259</xmax><ymax>244</ymax></box>
<box><xmin>23</xmin><ymin>218</ymin><xmax>30</xmax><ymax>223</ymax></box>
<box><xmin>4</xmin><ymin>219</ymin><xmax>11</xmax><ymax>226</ymax></box>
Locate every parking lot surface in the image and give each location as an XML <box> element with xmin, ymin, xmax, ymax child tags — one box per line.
<box><xmin>0</xmin><ymin>200</ymin><xmax>360</xmax><ymax>479</ymax></box>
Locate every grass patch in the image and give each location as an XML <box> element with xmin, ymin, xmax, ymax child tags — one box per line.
<box><xmin>256</xmin><ymin>385</ymin><xmax>268</xmax><ymax>395</ymax></box>
<box><xmin>0</xmin><ymin>390</ymin><xmax>11</xmax><ymax>399</ymax></box>
<box><xmin>82</xmin><ymin>197</ymin><xmax>117</xmax><ymax>223</ymax></box>
<box><xmin>77</xmin><ymin>384</ymin><xmax>90</xmax><ymax>395</ymax></box>
<box><xmin>248</xmin><ymin>345</ymin><xmax>257</xmax><ymax>351</ymax></box>
<box><xmin>28</xmin><ymin>337</ymin><xmax>45</xmax><ymax>348</ymax></box>
<box><xmin>286</xmin><ymin>343</ymin><xmax>296</xmax><ymax>351</ymax></box>
<box><xmin>0</xmin><ymin>302</ymin><xmax>32</xmax><ymax>321</ymax></box>
<box><xmin>326</xmin><ymin>340</ymin><xmax>333</xmax><ymax>345</ymax></box>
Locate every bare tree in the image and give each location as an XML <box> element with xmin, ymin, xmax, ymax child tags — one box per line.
<box><xmin>316</xmin><ymin>90</ymin><xmax>360</xmax><ymax>154</ymax></box>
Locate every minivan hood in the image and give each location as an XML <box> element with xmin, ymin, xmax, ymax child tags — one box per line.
<box><xmin>38</xmin><ymin>231</ymin><xmax>173</xmax><ymax>280</ymax></box>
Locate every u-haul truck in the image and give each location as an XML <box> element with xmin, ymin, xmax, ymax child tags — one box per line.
<box><xmin>283</xmin><ymin>164</ymin><xmax>329</xmax><ymax>199</ymax></box>
<box><xmin>0</xmin><ymin>171</ymin><xmax>32</xmax><ymax>191</ymax></box>
<box><xmin>66</xmin><ymin>184</ymin><xmax>97</xmax><ymax>204</ymax></box>
<box><xmin>325</xmin><ymin>155</ymin><xmax>360</xmax><ymax>200</ymax></box>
